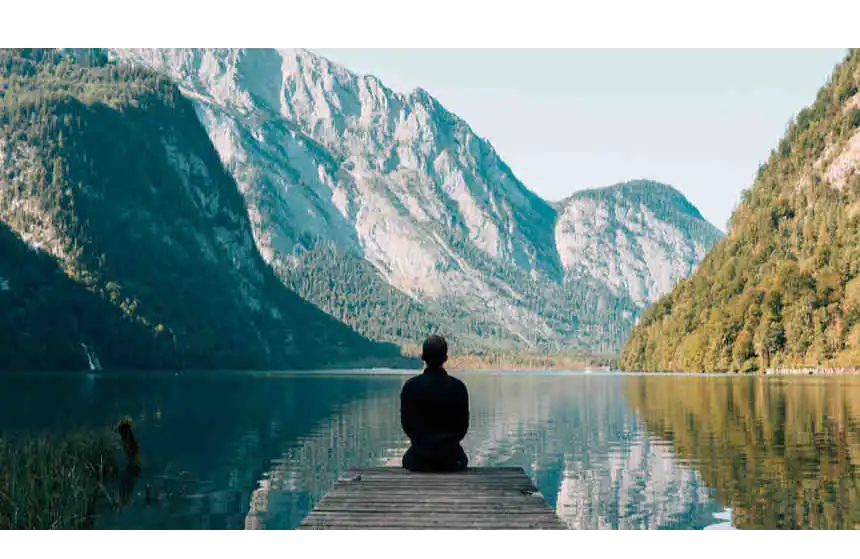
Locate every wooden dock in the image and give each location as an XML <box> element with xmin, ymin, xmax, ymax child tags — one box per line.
<box><xmin>298</xmin><ymin>467</ymin><xmax>567</xmax><ymax>529</ymax></box>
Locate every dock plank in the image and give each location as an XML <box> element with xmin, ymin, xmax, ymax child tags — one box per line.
<box><xmin>298</xmin><ymin>467</ymin><xmax>567</xmax><ymax>530</ymax></box>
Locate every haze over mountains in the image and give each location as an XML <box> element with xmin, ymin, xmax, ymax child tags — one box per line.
<box><xmin>0</xmin><ymin>48</ymin><xmax>721</xmax><ymax>370</ymax></box>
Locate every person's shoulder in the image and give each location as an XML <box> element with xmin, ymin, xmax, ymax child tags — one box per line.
<box><xmin>447</xmin><ymin>374</ymin><xmax>467</xmax><ymax>390</ymax></box>
<box><xmin>402</xmin><ymin>374</ymin><xmax>422</xmax><ymax>389</ymax></box>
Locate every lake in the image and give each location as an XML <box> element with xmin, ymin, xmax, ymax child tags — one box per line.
<box><xmin>1</xmin><ymin>370</ymin><xmax>858</xmax><ymax>529</ymax></box>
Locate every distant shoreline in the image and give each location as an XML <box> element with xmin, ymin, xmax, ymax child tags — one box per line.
<box><xmin>5</xmin><ymin>363</ymin><xmax>858</xmax><ymax>376</ymax></box>
<box><xmin>445</xmin><ymin>353</ymin><xmax>618</xmax><ymax>371</ymax></box>
<box><xmin>758</xmin><ymin>367</ymin><xmax>860</xmax><ymax>376</ymax></box>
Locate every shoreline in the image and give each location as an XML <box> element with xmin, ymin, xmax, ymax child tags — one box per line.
<box><xmin>759</xmin><ymin>367</ymin><xmax>860</xmax><ymax>376</ymax></box>
<box><xmin>4</xmin><ymin>363</ymin><xmax>859</xmax><ymax>375</ymax></box>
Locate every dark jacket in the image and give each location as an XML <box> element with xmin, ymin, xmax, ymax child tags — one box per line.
<box><xmin>400</xmin><ymin>367</ymin><xmax>469</xmax><ymax>471</ymax></box>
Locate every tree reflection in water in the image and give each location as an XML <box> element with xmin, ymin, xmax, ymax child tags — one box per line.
<box><xmin>628</xmin><ymin>374</ymin><xmax>860</xmax><ymax>529</ymax></box>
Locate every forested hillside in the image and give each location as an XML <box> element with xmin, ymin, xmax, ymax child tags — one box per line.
<box><xmin>0</xmin><ymin>49</ymin><xmax>405</xmax><ymax>371</ymax></box>
<box><xmin>111</xmin><ymin>48</ymin><xmax>720</xmax><ymax>356</ymax></box>
<box><xmin>621</xmin><ymin>49</ymin><xmax>860</xmax><ymax>372</ymax></box>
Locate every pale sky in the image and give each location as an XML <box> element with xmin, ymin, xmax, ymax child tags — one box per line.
<box><xmin>312</xmin><ymin>49</ymin><xmax>848</xmax><ymax>231</ymax></box>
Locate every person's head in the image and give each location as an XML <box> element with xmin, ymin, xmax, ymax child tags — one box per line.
<box><xmin>422</xmin><ymin>335</ymin><xmax>448</xmax><ymax>368</ymax></box>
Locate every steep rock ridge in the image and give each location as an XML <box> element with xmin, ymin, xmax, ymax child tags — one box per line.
<box><xmin>621</xmin><ymin>49</ymin><xmax>860</xmax><ymax>372</ymax></box>
<box><xmin>110</xmin><ymin>48</ymin><xmax>719</xmax><ymax>353</ymax></box>
<box><xmin>0</xmin><ymin>49</ymin><xmax>403</xmax><ymax>371</ymax></box>
<box><xmin>109</xmin><ymin>48</ymin><xmax>563</xmax><ymax>350</ymax></box>
<box><xmin>274</xmin><ymin>53</ymin><xmax>562</xmax><ymax>279</ymax></box>
<box><xmin>555</xmin><ymin>180</ymin><xmax>722</xmax><ymax>306</ymax></box>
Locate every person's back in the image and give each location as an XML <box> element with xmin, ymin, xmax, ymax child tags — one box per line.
<box><xmin>400</xmin><ymin>335</ymin><xmax>469</xmax><ymax>472</ymax></box>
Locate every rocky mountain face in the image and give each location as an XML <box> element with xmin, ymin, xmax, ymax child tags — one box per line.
<box><xmin>621</xmin><ymin>49</ymin><xmax>860</xmax><ymax>372</ymax></box>
<box><xmin>110</xmin><ymin>48</ymin><xmax>721</xmax><ymax>354</ymax></box>
<box><xmin>556</xmin><ymin>180</ymin><xmax>721</xmax><ymax>307</ymax></box>
<box><xmin>0</xmin><ymin>49</ymin><xmax>404</xmax><ymax>371</ymax></box>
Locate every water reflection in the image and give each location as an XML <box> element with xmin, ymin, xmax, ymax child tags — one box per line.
<box><xmin>460</xmin><ymin>374</ymin><xmax>720</xmax><ymax>529</ymax></box>
<box><xmin>244</xmin><ymin>388</ymin><xmax>409</xmax><ymax>529</ymax></box>
<box><xmin>240</xmin><ymin>373</ymin><xmax>722</xmax><ymax>529</ymax></box>
<box><xmin>9</xmin><ymin>371</ymin><xmax>852</xmax><ymax>529</ymax></box>
<box><xmin>0</xmin><ymin>371</ymin><xmax>399</xmax><ymax>529</ymax></box>
<box><xmin>627</xmin><ymin>375</ymin><xmax>860</xmax><ymax>529</ymax></box>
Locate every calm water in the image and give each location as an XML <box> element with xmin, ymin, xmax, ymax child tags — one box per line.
<box><xmin>1</xmin><ymin>370</ymin><xmax>859</xmax><ymax>529</ymax></box>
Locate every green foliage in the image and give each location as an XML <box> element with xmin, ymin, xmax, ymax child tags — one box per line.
<box><xmin>621</xmin><ymin>49</ymin><xmax>860</xmax><ymax>372</ymax></box>
<box><xmin>0</xmin><ymin>428</ymin><xmax>119</xmax><ymax>529</ymax></box>
<box><xmin>0</xmin><ymin>222</ymin><xmax>177</xmax><ymax>370</ymax></box>
<box><xmin>0</xmin><ymin>48</ymin><xmax>405</xmax><ymax>371</ymax></box>
<box><xmin>278</xmin><ymin>237</ymin><xmax>640</xmax><ymax>355</ymax></box>
<box><xmin>0</xmin><ymin>48</ymin><xmax>714</xmax><ymax>366</ymax></box>
<box><xmin>277</xmin><ymin>241</ymin><xmax>438</xmax><ymax>347</ymax></box>
<box><xmin>850</xmin><ymin>107</ymin><xmax>860</xmax><ymax>130</ymax></box>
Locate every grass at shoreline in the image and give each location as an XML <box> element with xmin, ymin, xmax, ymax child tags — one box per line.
<box><xmin>0</xmin><ymin>428</ymin><xmax>120</xmax><ymax>529</ymax></box>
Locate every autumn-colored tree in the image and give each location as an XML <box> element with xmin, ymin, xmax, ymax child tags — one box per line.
<box><xmin>621</xmin><ymin>49</ymin><xmax>860</xmax><ymax>372</ymax></box>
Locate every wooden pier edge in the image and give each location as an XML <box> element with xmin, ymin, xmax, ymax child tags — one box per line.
<box><xmin>298</xmin><ymin>467</ymin><xmax>568</xmax><ymax>530</ymax></box>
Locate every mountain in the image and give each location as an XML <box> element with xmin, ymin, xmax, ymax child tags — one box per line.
<box><xmin>0</xmin><ymin>49</ymin><xmax>405</xmax><ymax>371</ymax></box>
<box><xmin>621</xmin><ymin>49</ymin><xmax>860</xmax><ymax>372</ymax></box>
<box><xmin>110</xmin><ymin>48</ymin><xmax>721</xmax><ymax>355</ymax></box>
<box><xmin>556</xmin><ymin>180</ymin><xmax>721</xmax><ymax>307</ymax></box>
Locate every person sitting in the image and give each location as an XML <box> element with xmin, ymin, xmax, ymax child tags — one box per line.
<box><xmin>400</xmin><ymin>335</ymin><xmax>469</xmax><ymax>472</ymax></box>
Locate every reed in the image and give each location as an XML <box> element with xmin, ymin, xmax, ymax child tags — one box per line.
<box><xmin>0</xmin><ymin>428</ymin><xmax>120</xmax><ymax>529</ymax></box>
